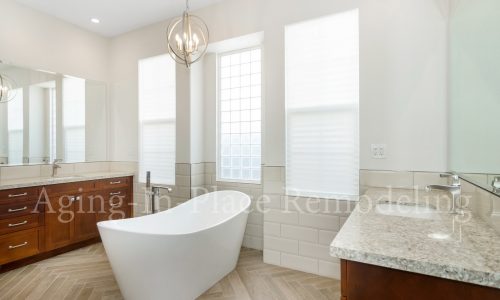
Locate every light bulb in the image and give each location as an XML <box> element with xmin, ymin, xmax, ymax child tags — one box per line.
<box><xmin>193</xmin><ymin>34</ymin><xmax>199</xmax><ymax>51</ymax></box>
<box><xmin>175</xmin><ymin>34</ymin><xmax>183</xmax><ymax>52</ymax></box>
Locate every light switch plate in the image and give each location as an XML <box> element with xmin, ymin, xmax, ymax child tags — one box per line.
<box><xmin>371</xmin><ymin>144</ymin><xmax>387</xmax><ymax>159</ymax></box>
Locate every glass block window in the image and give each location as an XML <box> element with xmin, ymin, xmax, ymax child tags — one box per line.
<box><xmin>218</xmin><ymin>48</ymin><xmax>262</xmax><ymax>183</ymax></box>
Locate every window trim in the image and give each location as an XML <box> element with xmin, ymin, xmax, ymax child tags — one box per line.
<box><xmin>216</xmin><ymin>45</ymin><xmax>264</xmax><ymax>185</ymax></box>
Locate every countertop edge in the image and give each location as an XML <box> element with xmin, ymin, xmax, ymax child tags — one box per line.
<box><xmin>330</xmin><ymin>244</ymin><xmax>500</xmax><ymax>289</ymax></box>
<box><xmin>0</xmin><ymin>172</ymin><xmax>136</xmax><ymax>191</ymax></box>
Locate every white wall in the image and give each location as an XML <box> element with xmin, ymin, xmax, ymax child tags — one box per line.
<box><xmin>1</xmin><ymin>0</ymin><xmax>448</xmax><ymax>172</ymax></box>
<box><xmin>108</xmin><ymin>0</ymin><xmax>448</xmax><ymax>172</ymax></box>
<box><xmin>0</xmin><ymin>0</ymin><xmax>109</xmax><ymax>82</ymax></box>
<box><xmin>190</xmin><ymin>62</ymin><xmax>205</xmax><ymax>164</ymax></box>
<box><xmin>359</xmin><ymin>0</ymin><xmax>448</xmax><ymax>172</ymax></box>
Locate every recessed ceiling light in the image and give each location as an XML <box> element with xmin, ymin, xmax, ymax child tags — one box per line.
<box><xmin>90</xmin><ymin>18</ymin><xmax>100</xmax><ymax>24</ymax></box>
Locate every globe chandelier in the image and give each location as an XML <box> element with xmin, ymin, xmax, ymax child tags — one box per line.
<box><xmin>0</xmin><ymin>73</ymin><xmax>17</xmax><ymax>104</ymax></box>
<box><xmin>166</xmin><ymin>0</ymin><xmax>209</xmax><ymax>68</ymax></box>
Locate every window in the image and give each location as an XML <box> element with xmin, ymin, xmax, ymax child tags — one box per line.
<box><xmin>218</xmin><ymin>48</ymin><xmax>262</xmax><ymax>183</ymax></box>
<box><xmin>285</xmin><ymin>10</ymin><xmax>359</xmax><ymax>199</ymax></box>
<box><xmin>49</xmin><ymin>87</ymin><xmax>57</xmax><ymax>162</ymax></box>
<box><xmin>138</xmin><ymin>55</ymin><xmax>176</xmax><ymax>185</ymax></box>
<box><xmin>7</xmin><ymin>89</ymin><xmax>23</xmax><ymax>164</ymax></box>
<box><xmin>63</xmin><ymin>77</ymin><xmax>85</xmax><ymax>162</ymax></box>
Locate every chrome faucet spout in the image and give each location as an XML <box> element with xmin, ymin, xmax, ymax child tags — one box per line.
<box><xmin>426</xmin><ymin>174</ymin><xmax>462</xmax><ymax>214</ymax></box>
<box><xmin>51</xmin><ymin>159</ymin><xmax>63</xmax><ymax>177</ymax></box>
<box><xmin>425</xmin><ymin>184</ymin><xmax>460</xmax><ymax>193</ymax></box>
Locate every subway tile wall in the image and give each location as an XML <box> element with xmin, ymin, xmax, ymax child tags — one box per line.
<box><xmin>262</xmin><ymin>166</ymin><xmax>354</xmax><ymax>279</ymax></box>
<box><xmin>204</xmin><ymin>162</ymin><xmax>264</xmax><ymax>250</ymax></box>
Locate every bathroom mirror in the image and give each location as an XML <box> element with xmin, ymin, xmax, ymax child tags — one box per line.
<box><xmin>449</xmin><ymin>0</ymin><xmax>500</xmax><ymax>195</ymax></box>
<box><xmin>0</xmin><ymin>62</ymin><xmax>108</xmax><ymax>165</ymax></box>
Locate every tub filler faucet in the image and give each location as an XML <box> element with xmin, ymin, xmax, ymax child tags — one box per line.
<box><xmin>426</xmin><ymin>174</ymin><xmax>462</xmax><ymax>215</ymax></box>
<box><xmin>146</xmin><ymin>171</ymin><xmax>173</xmax><ymax>214</ymax></box>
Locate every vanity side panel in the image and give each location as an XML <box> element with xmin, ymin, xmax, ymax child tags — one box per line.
<box><xmin>341</xmin><ymin>260</ymin><xmax>500</xmax><ymax>300</ymax></box>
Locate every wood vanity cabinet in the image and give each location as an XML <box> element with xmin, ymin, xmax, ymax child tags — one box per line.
<box><xmin>340</xmin><ymin>260</ymin><xmax>500</xmax><ymax>300</ymax></box>
<box><xmin>0</xmin><ymin>176</ymin><xmax>133</xmax><ymax>269</ymax></box>
<box><xmin>44</xmin><ymin>180</ymin><xmax>95</xmax><ymax>250</ymax></box>
<box><xmin>0</xmin><ymin>187</ymin><xmax>43</xmax><ymax>266</ymax></box>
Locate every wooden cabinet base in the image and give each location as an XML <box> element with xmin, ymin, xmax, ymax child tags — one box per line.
<box><xmin>340</xmin><ymin>259</ymin><xmax>500</xmax><ymax>300</ymax></box>
<box><xmin>0</xmin><ymin>237</ymin><xmax>100</xmax><ymax>274</ymax></box>
<box><xmin>0</xmin><ymin>176</ymin><xmax>133</xmax><ymax>269</ymax></box>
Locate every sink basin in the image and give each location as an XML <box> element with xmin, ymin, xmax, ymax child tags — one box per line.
<box><xmin>43</xmin><ymin>175</ymin><xmax>85</xmax><ymax>181</ymax></box>
<box><xmin>376</xmin><ymin>202</ymin><xmax>439</xmax><ymax>220</ymax></box>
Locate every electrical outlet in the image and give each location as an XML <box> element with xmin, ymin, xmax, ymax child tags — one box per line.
<box><xmin>371</xmin><ymin>144</ymin><xmax>387</xmax><ymax>159</ymax></box>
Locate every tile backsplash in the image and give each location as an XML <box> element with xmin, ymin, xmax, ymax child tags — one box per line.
<box><xmin>0</xmin><ymin>162</ymin><xmax>113</xmax><ymax>180</ymax></box>
<box><xmin>361</xmin><ymin>169</ymin><xmax>500</xmax><ymax>234</ymax></box>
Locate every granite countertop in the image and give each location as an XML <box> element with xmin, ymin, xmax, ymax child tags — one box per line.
<box><xmin>330</xmin><ymin>188</ymin><xmax>500</xmax><ymax>289</ymax></box>
<box><xmin>0</xmin><ymin>171</ymin><xmax>136</xmax><ymax>191</ymax></box>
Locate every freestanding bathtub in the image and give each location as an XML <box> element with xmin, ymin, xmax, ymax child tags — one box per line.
<box><xmin>98</xmin><ymin>190</ymin><xmax>251</xmax><ymax>300</ymax></box>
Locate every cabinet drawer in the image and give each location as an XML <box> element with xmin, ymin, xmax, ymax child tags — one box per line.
<box><xmin>97</xmin><ymin>189</ymin><xmax>130</xmax><ymax>222</ymax></box>
<box><xmin>43</xmin><ymin>181</ymin><xmax>95</xmax><ymax>196</ymax></box>
<box><xmin>0</xmin><ymin>201</ymin><xmax>42</xmax><ymax>219</ymax></box>
<box><xmin>0</xmin><ymin>214</ymin><xmax>41</xmax><ymax>235</ymax></box>
<box><xmin>0</xmin><ymin>187</ymin><xmax>39</xmax><ymax>204</ymax></box>
<box><xmin>0</xmin><ymin>228</ymin><xmax>39</xmax><ymax>265</ymax></box>
<box><xmin>96</xmin><ymin>177</ymin><xmax>130</xmax><ymax>190</ymax></box>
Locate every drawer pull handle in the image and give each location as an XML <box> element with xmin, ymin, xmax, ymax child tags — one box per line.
<box><xmin>110</xmin><ymin>202</ymin><xmax>121</xmax><ymax>207</ymax></box>
<box><xmin>70</xmin><ymin>196</ymin><xmax>81</xmax><ymax>202</ymax></box>
<box><xmin>110</xmin><ymin>192</ymin><xmax>122</xmax><ymax>196</ymax></box>
<box><xmin>8</xmin><ymin>242</ymin><xmax>28</xmax><ymax>249</ymax></box>
<box><xmin>8</xmin><ymin>206</ymin><xmax>28</xmax><ymax>213</ymax></box>
<box><xmin>8</xmin><ymin>192</ymin><xmax>28</xmax><ymax>198</ymax></box>
<box><xmin>110</xmin><ymin>181</ymin><xmax>122</xmax><ymax>185</ymax></box>
<box><xmin>8</xmin><ymin>220</ymin><xmax>28</xmax><ymax>227</ymax></box>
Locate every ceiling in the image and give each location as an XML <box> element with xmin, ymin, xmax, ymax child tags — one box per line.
<box><xmin>15</xmin><ymin>0</ymin><xmax>223</xmax><ymax>37</ymax></box>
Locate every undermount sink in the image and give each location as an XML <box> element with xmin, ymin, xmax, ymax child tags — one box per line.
<box><xmin>44</xmin><ymin>175</ymin><xmax>85</xmax><ymax>181</ymax></box>
<box><xmin>375</xmin><ymin>201</ymin><xmax>439</xmax><ymax>220</ymax></box>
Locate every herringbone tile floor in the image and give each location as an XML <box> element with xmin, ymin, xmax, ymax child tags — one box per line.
<box><xmin>0</xmin><ymin>243</ymin><xmax>340</xmax><ymax>300</ymax></box>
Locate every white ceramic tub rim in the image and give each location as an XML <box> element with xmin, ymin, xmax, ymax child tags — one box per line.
<box><xmin>97</xmin><ymin>190</ymin><xmax>251</xmax><ymax>236</ymax></box>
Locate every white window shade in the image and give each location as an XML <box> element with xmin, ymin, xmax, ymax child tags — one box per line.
<box><xmin>7</xmin><ymin>89</ymin><xmax>23</xmax><ymax>165</ymax></box>
<box><xmin>49</xmin><ymin>88</ymin><xmax>57</xmax><ymax>162</ymax></box>
<box><xmin>63</xmin><ymin>77</ymin><xmax>85</xmax><ymax>162</ymax></box>
<box><xmin>285</xmin><ymin>10</ymin><xmax>359</xmax><ymax>200</ymax></box>
<box><xmin>139</xmin><ymin>55</ymin><xmax>176</xmax><ymax>185</ymax></box>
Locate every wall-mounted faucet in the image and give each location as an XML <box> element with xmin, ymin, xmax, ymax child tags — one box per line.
<box><xmin>52</xmin><ymin>159</ymin><xmax>63</xmax><ymax>177</ymax></box>
<box><xmin>426</xmin><ymin>174</ymin><xmax>462</xmax><ymax>214</ymax></box>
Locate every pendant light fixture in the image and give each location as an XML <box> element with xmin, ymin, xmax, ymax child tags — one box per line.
<box><xmin>0</xmin><ymin>73</ymin><xmax>17</xmax><ymax>104</ymax></box>
<box><xmin>166</xmin><ymin>0</ymin><xmax>209</xmax><ymax>68</ymax></box>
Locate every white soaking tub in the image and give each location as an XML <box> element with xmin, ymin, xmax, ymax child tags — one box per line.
<box><xmin>98</xmin><ymin>191</ymin><xmax>251</xmax><ymax>300</ymax></box>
